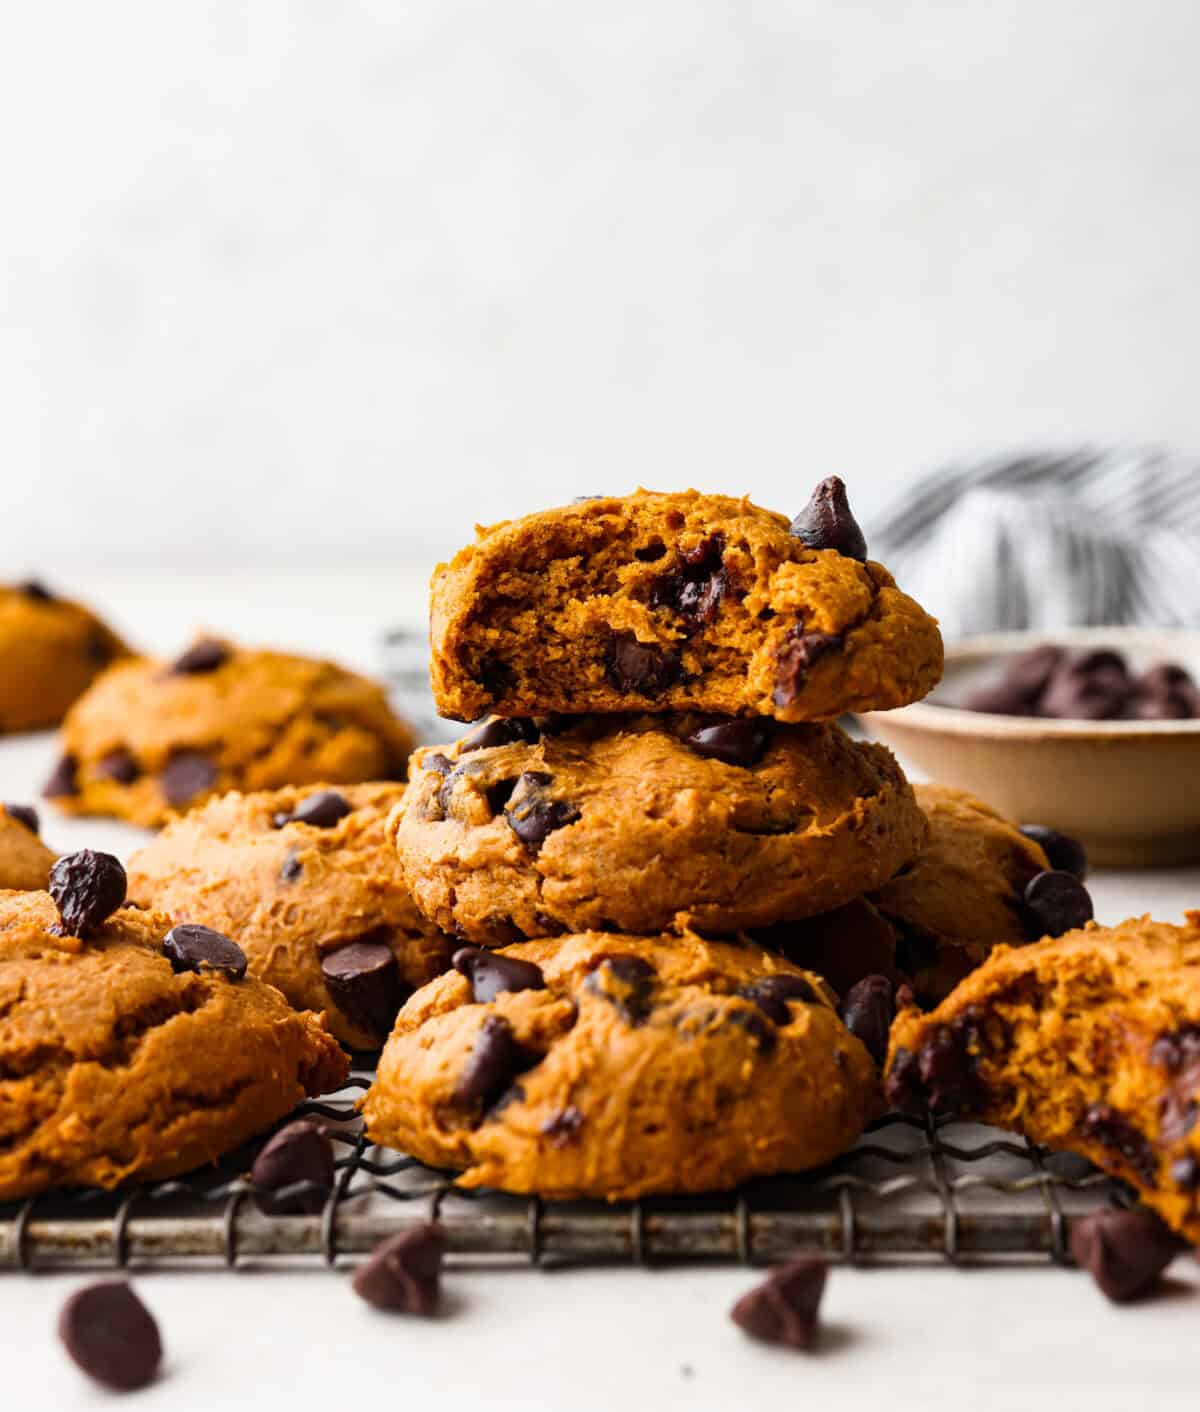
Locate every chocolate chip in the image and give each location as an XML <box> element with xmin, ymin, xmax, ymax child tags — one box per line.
<box><xmin>726</xmin><ymin>1005</ymin><xmax>778</xmax><ymax>1052</ymax></box>
<box><xmin>279</xmin><ymin>848</ymin><xmax>303</xmax><ymax>883</ymax></box>
<box><xmin>634</xmin><ymin>540</ymin><xmax>666</xmax><ymax>561</ymax></box>
<box><xmin>4</xmin><ymin>803</ymin><xmax>38</xmax><ymax>835</ymax></box>
<box><xmin>43</xmin><ymin>753</ymin><xmax>79</xmax><ymax>799</ymax></box>
<box><xmin>452</xmin><ymin>946</ymin><xmax>546</xmax><ymax>1003</ymax></box>
<box><xmin>788</xmin><ymin>476</ymin><xmax>868</xmax><ymax>562</ymax></box>
<box><xmin>459</xmin><ymin>717</ymin><xmax>540</xmax><ymax>753</ymax></box>
<box><xmin>167</xmin><ymin>638</ymin><xmax>229</xmax><ymax>675</ymax></box>
<box><xmin>1040</xmin><ymin>654</ymin><xmax>1133</xmax><ymax>720</ymax></box>
<box><xmin>49</xmin><ymin>850</ymin><xmax>127</xmax><ymax>937</ymax></box>
<box><xmin>914</xmin><ymin>1021</ymin><xmax>983</xmax><ymax>1114</ymax></box>
<box><xmin>160</xmin><ymin>750</ymin><xmax>218</xmax><ymax>808</ymax></box>
<box><xmin>1079</xmin><ymin>1103</ymin><xmax>1157</xmax><ymax>1184</ymax></box>
<box><xmin>730</xmin><ymin>1258</ymin><xmax>827</xmax><ymax>1350</ymax></box>
<box><xmin>961</xmin><ymin>682</ymin><xmax>1031</xmax><ymax>715</ymax></box>
<box><xmin>1018</xmin><ymin>825</ymin><xmax>1088</xmax><ymax>880</ymax></box>
<box><xmin>424</xmin><ymin>753</ymin><xmax>454</xmax><ymax>775</ymax></box>
<box><xmin>540</xmin><ymin>1107</ymin><xmax>584</xmax><ymax>1146</ymax></box>
<box><xmin>163</xmin><ymin>923</ymin><xmax>247</xmax><ymax>980</ymax></box>
<box><xmin>772</xmin><ymin>629</ymin><xmax>841</xmax><ymax>708</ymax></box>
<box><xmin>1069</xmin><ymin>1208</ymin><xmax>1184</xmax><ymax>1303</ymax></box>
<box><xmin>322</xmin><ymin>940</ymin><xmax>403</xmax><ymax>1038</ymax></box>
<box><xmin>585</xmin><ymin>954</ymin><xmax>657</xmax><ymax>1024</ymax></box>
<box><xmin>287</xmin><ymin>790</ymin><xmax>353</xmax><ymax>829</ymax></box>
<box><xmin>1150</xmin><ymin>1025</ymin><xmax>1200</xmax><ymax>1074</ymax></box>
<box><xmin>504</xmin><ymin>771</ymin><xmax>580</xmax><ymax>852</ymax></box>
<box><xmin>884</xmin><ymin>1045</ymin><xmax>923</xmax><ymax>1112</ymax></box>
<box><xmin>252</xmin><ymin>1118</ymin><xmax>335</xmax><ymax>1214</ymax></box>
<box><xmin>477</xmin><ymin>654</ymin><xmax>514</xmax><ymax>701</ymax></box>
<box><xmin>604</xmin><ymin>632</ymin><xmax>682</xmax><ymax>696</ymax></box>
<box><xmin>840</xmin><ymin>974</ymin><xmax>895</xmax><ymax>1068</ymax></box>
<box><xmin>685</xmin><ymin>718</ymin><xmax>771</xmax><ymax>767</ymax></box>
<box><xmin>453</xmin><ymin>1014</ymin><xmax>532</xmax><ymax>1113</ymax></box>
<box><xmin>96</xmin><ymin>748</ymin><xmax>141</xmax><ymax>785</ymax></box>
<box><xmin>1171</xmin><ymin>1154</ymin><xmax>1200</xmax><ymax>1189</ymax></box>
<box><xmin>352</xmin><ymin>1225</ymin><xmax>445</xmax><ymax>1315</ymax></box>
<box><xmin>651</xmin><ymin>535</ymin><xmax>728</xmax><ymax>630</ymax></box>
<box><xmin>58</xmin><ymin>1281</ymin><xmax>162</xmax><ymax>1391</ymax></box>
<box><xmin>736</xmin><ymin>974</ymin><xmax>819</xmax><ymax>1025</ymax></box>
<box><xmin>17</xmin><ymin>578</ymin><xmax>54</xmax><ymax>603</ymax></box>
<box><xmin>1006</xmin><ymin>643</ymin><xmax>1066</xmax><ymax>700</ymax></box>
<box><xmin>479</xmin><ymin>778</ymin><xmax>515</xmax><ymax>815</ymax></box>
<box><xmin>1022</xmin><ymin>869</ymin><xmax>1094</xmax><ymax>938</ymax></box>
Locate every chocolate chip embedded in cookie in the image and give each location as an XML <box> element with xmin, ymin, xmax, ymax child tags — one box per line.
<box><xmin>884</xmin><ymin>911</ymin><xmax>1200</xmax><ymax>1245</ymax></box>
<box><xmin>47</xmin><ymin>641</ymin><xmax>416</xmax><ymax>827</ymax></box>
<box><xmin>428</xmin><ymin>487</ymin><xmax>943</xmax><ymax>723</ymax></box>
<box><xmin>0</xmin><ymin>802</ymin><xmax>56</xmax><ymax>891</ymax></box>
<box><xmin>0</xmin><ymin>890</ymin><xmax>347</xmax><ymax>1202</ymax></box>
<box><xmin>361</xmin><ymin>931</ymin><xmax>877</xmax><ymax>1199</ymax></box>
<box><xmin>127</xmin><ymin>784</ymin><xmax>451</xmax><ymax>1048</ymax></box>
<box><xmin>0</xmin><ymin>582</ymin><xmax>130</xmax><ymax>734</ymax></box>
<box><xmin>391</xmin><ymin>714</ymin><xmax>927</xmax><ymax>943</ymax></box>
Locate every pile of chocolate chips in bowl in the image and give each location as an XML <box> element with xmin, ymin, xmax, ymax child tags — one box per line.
<box><xmin>963</xmin><ymin>646</ymin><xmax>1200</xmax><ymax>721</ymax></box>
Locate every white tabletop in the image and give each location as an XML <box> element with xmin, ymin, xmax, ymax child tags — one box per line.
<box><xmin>3</xmin><ymin>576</ymin><xmax>1198</xmax><ymax>1410</ymax></box>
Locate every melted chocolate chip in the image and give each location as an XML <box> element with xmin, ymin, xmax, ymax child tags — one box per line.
<box><xmin>459</xmin><ymin>717</ymin><xmax>540</xmax><ymax>753</ymax></box>
<box><xmin>604</xmin><ymin>632</ymin><xmax>682</xmax><ymax>696</ymax></box>
<box><xmin>540</xmin><ymin>1106</ymin><xmax>584</xmax><ymax>1146</ymax></box>
<box><xmin>423</xmin><ymin>753</ymin><xmax>454</xmax><ymax>774</ymax></box>
<box><xmin>685</xmin><ymin>718</ymin><xmax>771</xmax><ymax>767</ymax></box>
<box><xmin>1069</xmin><ymin>1208</ymin><xmax>1184</xmax><ymax>1303</ymax></box>
<box><xmin>1022</xmin><ymin>870</ymin><xmax>1094</xmax><ymax>938</ymax></box>
<box><xmin>279</xmin><ymin>848</ymin><xmax>303</xmax><ymax>883</ymax></box>
<box><xmin>1018</xmin><ymin>825</ymin><xmax>1088</xmax><ymax>880</ymax></box>
<box><xmin>477</xmin><ymin>655</ymin><xmax>514</xmax><ymax>701</ymax></box>
<box><xmin>453</xmin><ymin>1014</ymin><xmax>533</xmax><ymax>1114</ymax></box>
<box><xmin>160</xmin><ymin>750</ymin><xmax>218</xmax><ymax>808</ymax></box>
<box><xmin>651</xmin><ymin>535</ymin><xmax>728</xmax><ymax>630</ymax></box>
<box><xmin>287</xmin><ymin>790</ymin><xmax>352</xmax><ymax>829</ymax></box>
<box><xmin>1079</xmin><ymin>1103</ymin><xmax>1157</xmax><ymax>1184</ymax></box>
<box><xmin>49</xmin><ymin>850</ymin><xmax>127</xmax><ymax>937</ymax></box>
<box><xmin>17</xmin><ymin>578</ymin><xmax>54</xmax><ymax>602</ymax></box>
<box><xmin>585</xmin><ymin>954</ymin><xmax>656</xmax><ymax>1024</ymax></box>
<box><xmin>163</xmin><ymin>924</ymin><xmax>248</xmax><ymax>980</ymax></box>
<box><xmin>452</xmin><ymin>946</ymin><xmax>546</xmax><ymax>1003</ymax></box>
<box><xmin>43</xmin><ymin>753</ymin><xmax>79</xmax><ymax>799</ymax></box>
<box><xmin>726</xmin><ymin>1005</ymin><xmax>777</xmax><ymax>1052</ymax></box>
<box><xmin>4</xmin><ymin>803</ymin><xmax>39</xmax><ymax>835</ymax></box>
<box><xmin>252</xmin><ymin>1119</ymin><xmax>335</xmax><ymax>1215</ymax></box>
<box><xmin>504</xmin><ymin>771</ymin><xmax>580</xmax><ymax>852</ymax></box>
<box><xmin>884</xmin><ymin>1045</ymin><xmax>922</xmax><ymax>1113</ymax></box>
<box><xmin>167</xmin><ymin>638</ymin><xmax>229</xmax><ymax>675</ymax></box>
<box><xmin>736</xmin><ymin>974</ymin><xmax>819</xmax><ymax>1025</ymax></box>
<box><xmin>485</xmin><ymin>778</ymin><xmax>519</xmax><ymax>815</ymax></box>
<box><xmin>788</xmin><ymin>476</ymin><xmax>868</xmax><ymax>561</ymax></box>
<box><xmin>352</xmin><ymin>1225</ymin><xmax>445</xmax><ymax>1315</ymax></box>
<box><xmin>840</xmin><ymin>974</ymin><xmax>895</xmax><ymax>1068</ymax></box>
<box><xmin>772</xmin><ymin>629</ymin><xmax>841</xmax><ymax>708</ymax></box>
<box><xmin>321</xmin><ymin>940</ymin><xmax>403</xmax><ymax>1038</ymax></box>
<box><xmin>58</xmin><ymin>1281</ymin><xmax>162</xmax><ymax>1391</ymax></box>
<box><xmin>96</xmin><ymin>748</ymin><xmax>141</xmax><ymax>785</ymax></box>
<box><xmin>730</xmin><ymin>1258</ymin><xmax>827</xmax><ymax>1350</ymax></box>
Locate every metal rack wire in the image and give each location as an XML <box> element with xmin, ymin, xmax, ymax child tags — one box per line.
<box><xmin>0</xmin><ymin>1069</ymin><xmax>1121</xmax><ymax>1273</ymax></box>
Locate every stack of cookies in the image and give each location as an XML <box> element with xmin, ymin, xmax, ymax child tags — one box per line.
<box><xmin>360</xmin><ymin>483</ymin><xmax>951</xmax><ymax>1198</ymax></box>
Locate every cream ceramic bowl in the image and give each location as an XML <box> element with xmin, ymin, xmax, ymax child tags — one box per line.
<box><xmin>861</xmin><ymin>626</ymin><xmax>1200</xmax><ymax>869</ymax></box>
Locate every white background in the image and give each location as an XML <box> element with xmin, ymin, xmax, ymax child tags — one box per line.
<box><xmin>4</xmin><ymin>0</ymin><xmax>1200</xmax><ymax>576</ymax></box>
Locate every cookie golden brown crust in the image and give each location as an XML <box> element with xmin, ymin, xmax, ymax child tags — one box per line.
<box><xmin>391</xmin><ymin>715</ymin><xmax>927</xmax><ymax>943</ymax></box>
<box><xmin>429</xmin><ymin>490</ymin><xmax>943</xmax><ymax>723</ymax></box>
<box><xmin>884</xmin><ymin>914</ymin><xmax>1200</xmax><ymax>1244</ymax></box>
<box><xmin>362</xmin><ymin>932</ymin><xmax>877</xmax><ymax>1199</ymax></box>
<box><xmin>0</xmin><ymin>583</ymin><xmax>129</xmax><ymax>733</ymax></box>
<box><xmin>46</xmin><ymin>641</ymin><xmax>416</xmax><ymax>827</ymax></box>
<box><xmin>0</xmin><ymin>806</ymin><xmax>56</xmax><ymax>891</ymax></box>
<box><xmin>0</xmin><ymin>891</ymin><xmax>348</xmax><ymax>1201</ymax></box>
<box><xmin>128</xmin><ymin>783</ymin><xmax>452</xmax><ymax>1048</ymax></box>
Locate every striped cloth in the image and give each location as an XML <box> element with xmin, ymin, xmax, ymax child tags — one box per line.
<box><xmin>868</xmin><ymin>446</ymin><xmax>1200</xmax><ymax>639</ymax></box>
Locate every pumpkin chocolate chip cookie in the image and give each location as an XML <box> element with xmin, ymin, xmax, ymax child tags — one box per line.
<box><xmin>884</xmin><ymin>913</ymin><xmax>1200</xmax><ymax>1244</ymax></box>
<box><xmin>0</xmin><ymin>803</ymin><xmax>55</xmax><ymax>891</ymax></box>
<box><xmin>128</xmin><ymin>783</ymin><xmax>452</xmax><ymax>1049</ymax></box>
<box><xmin>44</xmin><ymin>638</ymin><xmax>416</xmax><ymax>827</ymax></box>
<box><xmin>429</xmin><ymin>484</ymin><xmax>943</xmax><ymax>724</ymax></box>
<box><xmin>391</xmin><ymin>713</ymin><xmax>926</xmax><ymax>944</ymax></box>
<box><xmin>0</xmin><ymin>856</ymin><xmax>348</xmax><ymax>1201</ymax></box>
<box><xmin>361</xmin><ymin>931</ymin><xmax>877</xmax><ymax>1199</ymax></box>
<box><xmin>0</xmin><ymin>581</ymin><xmax>129</xmax><ymax>733</ymax></box>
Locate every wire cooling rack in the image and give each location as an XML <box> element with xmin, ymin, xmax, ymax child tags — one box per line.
<box><xmin>0</xmin><ymin>1068</ymin><xmax>1120</xmax><ymax>1273</ymax></box>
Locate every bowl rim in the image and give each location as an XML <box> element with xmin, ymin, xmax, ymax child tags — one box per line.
<box><xmin>864</xmin><ymin>625</ymin><xmax>1200</xmax><ymax>739</ymax></box>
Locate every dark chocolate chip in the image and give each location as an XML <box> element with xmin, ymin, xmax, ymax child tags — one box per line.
<box><xmin>485</xmin><ymin>778</ymin><xmax>519</xmax><ymax>815</ymax></box>
<box><xmin>163</xmin><ymin>923</ymin><xmax>247</xmax><ymax>980</ymax></box>
<box><xmin>962</xmin><ymin>682</ymin><xmax>1033</xmax><ymax>715</ymax></box>
<box><xmin>453</xmin><ymin>1014</ymin><xmax>531</xmax><ymax>1113</ymax></box>
<box><xmin>4</xmin><ymin>803</ymin><xmax>39</xmax><ymax>835</ymax></box>
<box><xmin>43</xmin><ymin>753</ymin><xmax>79</xmax><ymax>799</ymax></box>
<box><xmin>604</xmin><ymin>632</ymin><xmax>683</xmax><ymax>696</ymax></box>
<box><xmin>17</xmin><ymin>578</ymin><xmax>54</xmax><ymax>603</ymax></box>
<box><xmin>1079</xmin><ymin>1103</ymin><xmax>1157</xmax><ymax>1184</ymax></box>
<box><xmin>1171</xmin><ymin>1154</ymin><xmax>1200</xmax><ymax>1189</ymax></box>
<box><xmin>1040</xmin><ymin>656</ymin><xmax>1132</xmax><ymax>720</ymax></box>
<box><xmin>477</xmin><ymin>655</ymin><xmax>514</xmax><ymax>701</ymax></box>
<box><xmin>252</xmin><ymin>1119</ymin><xmax>335</xmax><ymax>1214</ymax></box>
<box><xmin>423</xmin><ymin>753</ymin><xmax>454</xmax><ymax>775</ymax></box>
<box><xmin>167</xmin><ymin>638</ymin><xmax>229</xmax><ymax>675</ymax></box>
<box><xmin>884</xmin><ymin>1045</ymin><xmax>923</xmax><ymax>1112</ymax></box>
<box><xmin>651</xmin><ymin>535</ymin><xmax>728</xmax><ymax>630</ymax></box>
<box><xmin>788</xmin><ymin>475</ymin><xmax>868</xmax><ymax>562</ymax></box>
<box><xmin>279</xmin><ymin>848</ymin><xmax>303</xmax><ymax>883</ymax></box>
<box><xmin>95</xmin><ymin>748</ymin><xmax>141</xmax><ymax>785</ymax></box>
<box><xmin>540</xmin><ymin>1106</ymin><xmax>584</xmax><ymax>1146</ymax></box>
<box><xmin>459</xmin><ymin>717</ymin><xmax>540</xmax><ymax>753</ymax></box>
<box><xmin>840</xmin><ymin>974</ymin><xmax>895</xmax><ymax>1068</ymax></box>
<box><xmin>634</xmin><ymin>541</ymin><xmax>666</xmax><ymax>561</ymax></box>
<box><xmin>160</xmin><ymin>750</ymin><xmax>218</xmax><ymax>809</ymax></box>
<box><xmin>321</xmin><ymin>940</ymin><xmax>403</xmax><ymax>1038</ymax></box>
<box><xmin>1128</xmin><ymin>690</ymin><xmax>1193</xmax><ymax>720</ymax></box>
<box><xmin>685</xmin><ymin>718</ymin><xmax>771</xmax><ymax>767</ymax></box>
<box><xmin>1072</xmin><ymin>648</ymin><xmax>1128</xmax><ymax>677</ymax></box>
<box><xmin>1069</xmin><ymin>1208</ymin><xmax>1184</xmax><ymax>1303</ymax></box>
<box><xmin>1022</xmin><ymin>869</ymin><xmax>1094</xmax><ymax>939</ymax></box>
<box><xmin>916</xmin><ymin>1023</ymin><xmax>981</xmax><ymax>1114</ymax></box>
<box><xmin>48</xmin><ymin>850</ymin><xmax>127</xmax><ymax>937</ymax></box>
<box><xmin>1019</xmin><ymin>825</ymin><xmax>1089</xmax><ymax>881</ymax></box>
<box><xmin>726</xmin><ymin>1005</ymin><xmax>777</xmax><ymax>1052</ymax></box>
<box><xmin>585</xmin><ymin>953</ymin><xmax>657</xmax><ymax>1024</ymax></box>
<box><xmin>288</xmin><ymin>790</ymin><xmax>353</xmax><ymax>829</ymax></box>
<box><xmin>504</xmin><ymin>771</ymin><xmax>580</xmax><ymax>852</ymax></box>
<box><xmin>736</xmin><ymin>974</ymin><xmax>819</xmax><ymax>1025</ymax></box>
<box><xmin>58</xmin><ymin>1281</ymin><xmax>162</xmax><ymax>1391</ymax></box>
<box><xmin>352</xmin><ymin>1225</ymin><xmax>445</xmax><ymax>1315</ymax></box>
<box><xmin>452</xmin><ymin>946</ymin><xmax>546</xmax><ymax>1004</ymax></box>
<box><xmin>772</xmin><ymin>629</ymin><xmax>841</xmax><ymax>708</ymax></box>
<box><xmin>730</xmin><ymin>1258</ymin><xmax>827</xmax><ymax>1350</ymax></box>
<box><xmin>1005</xmin><ymin>643</ymin><xmax>1067</xmax><ymax>700</ymax></box>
